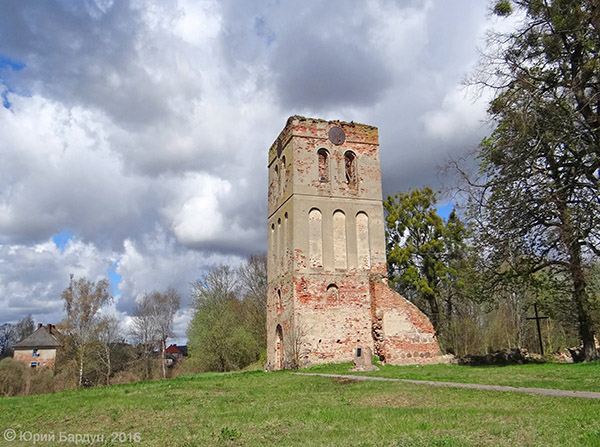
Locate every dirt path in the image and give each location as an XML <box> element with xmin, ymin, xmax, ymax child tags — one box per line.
<box><xmin>294</xmin><ymin>372</ymin><xmax>600</xmax><ymax>399</ymax></box>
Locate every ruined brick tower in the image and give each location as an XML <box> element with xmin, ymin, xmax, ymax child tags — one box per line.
<box><xmin>266</xmin><ymin>116</ymin><xmax>443</xmax><ymax>370</ymax></box>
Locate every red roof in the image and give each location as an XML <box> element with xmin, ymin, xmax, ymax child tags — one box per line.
<box><xmin>165</xmin><ymin>344</ymin><xmax>181</xmax><ymax>355</ymax></box>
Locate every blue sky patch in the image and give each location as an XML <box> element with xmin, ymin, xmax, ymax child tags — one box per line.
<box><xmin>0</xmin><ymin>54</ymin><xmax>25</xmax><ymax>72</ymax></box>
<box><xmin>2</xmin><ymin>90</ymin><xmax>9</xmax><ymax>109</ymax></box>
<box><xmin>436</xmin><ymin>202</ymin><xmax>455</xmax><ymax>221</ymax></box>
<box><xmin>108</xmin><ymin>261</ymin><xmax>122</xmax><ymax>296</ymax></box>
<box><xmin>0</xmin><ymin>54</ymin><xmax>27</xmax><ymax>109</ymax></box>
<box><xmin>52</xmin><ymin>231</ymin><xmax>73</xmax><ymax>252</ymax></box>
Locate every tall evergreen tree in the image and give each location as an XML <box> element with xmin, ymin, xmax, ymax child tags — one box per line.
<box><xmin>384</xmin><ymin>188</ymin><xmax>467</xmax><ymax>336</ymax></box>
<box><xmin>461</xmin><ymin>0</ymin><xmax>600</xmax><ymax>359</ymax></box>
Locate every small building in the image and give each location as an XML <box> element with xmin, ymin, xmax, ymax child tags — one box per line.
<box><xmin>165</xmin><ymin>344</ymin><xmax>188</xmax><ymax>366</ymax></box>
<box><xmin>13</xmin><ymin>323</ymin><xmax>61</xmax><ymax>369</ymax></box>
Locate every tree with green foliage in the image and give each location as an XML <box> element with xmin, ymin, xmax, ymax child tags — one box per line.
<box><xmin>458</xmin><ymin>0</ymin><xmax>600</xmax><ymax>360</ymax></box>
<box><xmin>61</xmin><ymin>275</ymin><xmax>112</xmax><ymax>387</ymax></box>
<box><xmin>384</xmin><ymin>188</ymin><xmax>467</xmax><ymax>336</ymax></box>
<box><xmin>187</xmin><ymin>262</ymin><xmax>263</xmax><ymax>372</ymax></box>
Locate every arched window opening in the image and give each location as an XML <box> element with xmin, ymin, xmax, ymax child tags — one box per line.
<box><xmin>274</xmin><ymin>164</ymin><xmax>280</xmax><ymax>194</ymax></box>
<box><xmin>356</xmin><ymin>212</ymin><xmax>371</xmax><ymax>269</ymax></box>
<box><xmin>317</xmin><ymin>149</ymin><xmax>329</xmax><ymax>182</ymax></box>
<box><xmin>344</xmin><ymin>151</ymin><xmax>357</xmax><ymax>186</ymax></box>
<box><xmin>333</xmin><ymin>210</ymin><xmax>347</xmax><ymax>270</ymax></box>
<box><xmin>326</xmin><ymin>283</ymin><xmax>339</xmax><ymax>304</ymax></box>
<box><xmin>283</xmin><ymin>212</ymin><xmax>288</xmax><ymax>269</ymax></box>
<box><xmin>277</xmin><ymin>217</ymin><xmax>282</xmax><ymax>266</ymax></box>
<box><xmin>281</xmin><ymin>156</ymin><xmax>287</xmax><ymax>193</ymax></box>
<box><xmin>276</xmin><ymin>289</ymin><xmax>282</xmax><ymax>311</ymax></box>
<box><xmin>308</xmin><ymin>208</ymin><xmax>323</xmax><ymax>269</ymax></box>
<box><xmin>270</xmin><ymin>223</ymin><xmax>275</xmax><ymax>264</ymax></box>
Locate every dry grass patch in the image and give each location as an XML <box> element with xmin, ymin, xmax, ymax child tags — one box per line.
<box><xmin>357</xmin><ymin>391</ymin><xmax>437</xmax><ymax>408</ymax></box>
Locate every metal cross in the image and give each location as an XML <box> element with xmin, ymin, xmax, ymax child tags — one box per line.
<box><xmin>526</xmin><ymin>302</ymin><xmax>549</xmax><ymax>355</ymax></box>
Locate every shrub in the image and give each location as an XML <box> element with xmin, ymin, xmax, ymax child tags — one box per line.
<box><xmin>28</xmin><ymin>369</ymin><xmax>54</xmax><ymax>395</ymax></box>
<box><xmin>168</xmin><ymin>358</ymin><xmax>201</xmax><ymax>378</ymax></box>
<box><xmin>110</xmin><ymin>370</ymin><xmax>140</xmax><ymax>385</ymax></box>
<box><xmin>0</xmin><ymin>358</ymin><xmax>26</xmax><ymax>397</ymax></box>
<box><xmin>53</xmin><ymin>360</ymin><xmax>79</xmax><ymax>392</ymax></box>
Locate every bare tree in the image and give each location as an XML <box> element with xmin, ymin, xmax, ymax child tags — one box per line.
<box><xmin>130</xmin><ymin>295</ymin><xmax>158</xmax><ymax>380</ymax></box>
<box><xmin>238</xmin><ymin>254</ymin><xmax>267</xmax><ymax>306</ymax></box>
<box><xmin>191</xmin><ymin>265</ymin><xmax>238</xmax><ymax>307</ymax></box>
<box><xmin>15</xmin><ymin>315</ymin><xmax>35</xmax><ymax>341</ymax></box>
<box><xmin>0</xmin><ymin>323</ymin><xmax>17</xmax><ymax>359</ymax></box>
<box><xmin>61</xmin><ymin>275</ymin><xmax>112</xmax><ymax>387</ymax></box>
<box><xmin>96</xmin><ymin>315</ymin><xmax>122</xmax><ymax>385</ymax></box>
<box><xmin>237</xmin><ymin>254</ymin><xmax>267</xmax><ymax>345</ymax></box>
<box><xmin>130</xmin><ymin>288</ymin><xmax>180</xmax><ymax>379</ymax></box>
<box><xmin>152</xmin><ymin>288</ymin><xmax>181</xmax><ymax>379</ymax></box>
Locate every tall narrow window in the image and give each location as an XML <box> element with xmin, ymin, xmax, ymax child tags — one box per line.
<box><xmin>344</xmin><ymin>151</ymin><xmax>357</xmax><ymax>186</ymax></box>
<box><xmin>308</xmin><ymin>208</ymin><xmax>323</xmax><ymax>269</ymax></box>
<box><xmin>283</xmin><ymin>212</ymin><xmax>288</xmax><ymax>269</ymax></box>
<box><xmin>333</xmin><ymin>210</ymin><xmax>347</xmax><ymax>270</ymax></box>
<box><xmin>356</xmin><ymin>212</ymin><xmax>371</xmax><ymax>269</ymax></box>
<box><xmin>277</xmin><ymin>217</ymin><xmax>282</xmax><ymax>266</ymax></box>
<box><xmin>270</xmin><ymin>223</ymin><xmax>275</xmax><ymax>265</ymax></box>
<box><xmin>317</xmin><ymin>149</ymin><xmax>329</xmax><ymax>182</ymax></box>
<box><xmin>274</xmin><ymin>164</ymin><xmax>280</xmax><ymax>197</ymax></box>
<box><xmin>281</xmin><ymin>156</ymin><xmax>287</xmax><ymax>194</ymax></box>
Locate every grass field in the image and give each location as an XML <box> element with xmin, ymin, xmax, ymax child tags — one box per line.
<box><xmin>309</xmin><ymin>360</ymin><xmax>600</xmax><ymax>392</ymax></box>
<box><xmin>0</xmin><ymin>362</ymin><xmax>599</xmax><ymax>447</ymax></box>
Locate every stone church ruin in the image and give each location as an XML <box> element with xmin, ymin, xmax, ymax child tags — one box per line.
<box><xmin>266</xmin><ymin>116</ymin><xmax>444</xmax><ymax>370</ymax></box>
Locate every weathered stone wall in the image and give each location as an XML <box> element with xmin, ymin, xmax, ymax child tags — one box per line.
<box><xmin>266</xmin><ymin>116</ymin><xmax>444</xmax><ymax>370</ymax></box>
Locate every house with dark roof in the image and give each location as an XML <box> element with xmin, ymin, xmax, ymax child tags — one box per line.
<box><xmin>13</xmin><ymin>323</ymin><xmax>61</xmax><ymax>369</ymax></box>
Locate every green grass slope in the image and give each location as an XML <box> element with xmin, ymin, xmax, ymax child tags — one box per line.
<box><xmin>0</xmin><ymin>363</ymin><xmax>599</xmax><ymax>447</ymax></box>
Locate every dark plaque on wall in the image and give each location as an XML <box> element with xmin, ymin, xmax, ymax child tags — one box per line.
<box><xmin>328</xmin><ymin>126</ymin><xmax>346</xmax><ymax>145</ymax></box>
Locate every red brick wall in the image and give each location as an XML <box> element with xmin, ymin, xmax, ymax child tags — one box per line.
<box><xmin>14</xmin><ymin>348</ymin><xmax>57</xmax><ymax>369</ymax></box>
<box><xmin>370</xmin><ymin>275</ymin><xmax>443</xmax><ymax>365</ymax></box>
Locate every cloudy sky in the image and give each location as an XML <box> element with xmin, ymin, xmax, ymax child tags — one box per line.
<box><xmin>0</xmin><ymin>0</ymin><xmax>498</xmax><ymax>342</ymax></box>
